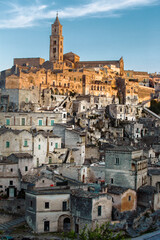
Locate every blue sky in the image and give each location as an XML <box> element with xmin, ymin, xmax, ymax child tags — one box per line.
<box><xmin>0</xmin><ymin>0</ymin><xmax>160</xmax><ymax>73</ymax></box>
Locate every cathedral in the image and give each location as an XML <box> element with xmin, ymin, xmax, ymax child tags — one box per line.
<box><xmin>0</xmin><ymin>15</ymin><xmax>154</xmax><ymax>109</ymax></box>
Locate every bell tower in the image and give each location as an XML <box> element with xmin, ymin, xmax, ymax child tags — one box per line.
<box><xmin>49</xmin><ymin>13</ymin><xmax>64</xmax><ymax>63</ymax></box>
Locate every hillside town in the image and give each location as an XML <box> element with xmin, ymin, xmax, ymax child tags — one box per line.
<box><xmin>0</xmin><ymin>15</ymin><xmax>160</xmax><ymax>239</ymax></box>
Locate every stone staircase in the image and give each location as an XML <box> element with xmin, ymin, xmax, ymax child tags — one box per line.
<box><xmin>0</xmin><ymin>216</ymin><xmax>25</xmax><ymax>230</ymax></box>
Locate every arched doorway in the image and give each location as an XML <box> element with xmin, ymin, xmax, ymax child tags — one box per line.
<box><xmin>58</xmin><ymin>215</ymin><xmax>73</xmax><ymax>232</ymax></box>
<box><xmin>63</xmin><ymin>217</ymin><xmax>71</xmax><ymax>232</ymax></box>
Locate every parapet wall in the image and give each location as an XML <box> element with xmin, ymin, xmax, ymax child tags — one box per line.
<box><xmin>14</xmin><ymin>58</ymin><xmax>45</xmax><ymax>67</ymax></box>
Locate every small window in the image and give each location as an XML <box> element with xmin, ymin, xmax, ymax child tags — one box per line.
<box><xmin>6</xmin><ymin>141</ymin><xmax>10</xmax><ymax>148</ymax></box>
<box><xmin>111</xmin><ymin>178</ymin><xmax>113</xmax><ymax>184</ymax></box>
<box><xmin>98</xmin><ymin>206</ymin><xmax>102</xmax><ymax>216</ymax></box>
<box><xmin>6</xmin><ymin>119</ymin><xmax>10</xmax><ymax>126</ymax></box>
<box><xmin>21</xmin><ymin>118</ymin><xmax>26</xmax><ymax>126</ymax></box>
<box><xmin>45</xmin><ymin>202</ymin><xmax>49</xmax><ymax>209</ymax></box>
<box><xmin>55</xmin><ymin>143</ymin><xmax>58</xmax><ymax>149</ymax></box>
<box><xmin>51</xmin><ymin>142</ymin><xmax>53</xmax><ymax>146</ymax></box>
<box><xmin>128</xmin><ymin>196</ymin><xmax>131</xmax><ymax>201</ymax></box>
<box><xmin>116</xmin><ymin>158</ymin><xmax>119</xmax><ymax>165</ymax></box>
<box><xmin>53</xmin><ymin>48</ymin><xmax>56</xmax><ymax>53</ymax></box>
<box><xmin>25</xmin><ymin>166</ymin><xmax>28</xmax><ymax>172</ymax></box>
<box><xmin>74</xmin><ymin>77</ymin><xmax>76</xmax><ymax>82</ymax></box>
<box><xmin>10</xmin><ymin>180</ymin><xmax>13</xmax><ymax>186</ymax></box>
<box><xmin>62</xmin><ymin>201</ymin><xmax>67</xmax><ymax>211</ymax></box>
<box><xmin>51</xmin><ymin>120</ymin><xmax>54</xmax><ymax>126</ymax></box>
<box><xmin>30</xmin><ymin>201</ymin><xmax>33</xmax><ymax>207</ymax></box>
<box><xmin>25</xmin><ymin>98</ymin><xmax>28</xmax><ymax>103</ymax></box>
<box><xmin>42</xmin><ymin>180</ymin><xmax>45</xmax><ymax>183</ymax></box>
<box><xmin>38</xmin><ymin>145</ymin><xmax>41</xmax><ymax>150</ymax></box>
<box><xmin>24</xmin><ymin>140</ymin><xmax>28</xmax><ymax>147</ymax></box>
<box><xmin>49</xmin><ymin>157</ymin><xmax>52</xmax><ymax>164</ymax></box>
<box><xmin>38</xmin><ymin>119</ymin><xmax>43</xmax><ymax>126</ymax></box>
<box><xmin>10</xmin><ymin>168</ymin><xmax>13</xmax><ymax>172</ymax></box>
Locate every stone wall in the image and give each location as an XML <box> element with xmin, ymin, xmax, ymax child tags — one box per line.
<box><xmin>14</xmin><ymin>58</ymin><xmax>45</xmax><ymax>67</ymax></box>
<box><xmin>0</xmin><ymin>199</ymin><xmax>25</xmax><ymax>214</ymax></box>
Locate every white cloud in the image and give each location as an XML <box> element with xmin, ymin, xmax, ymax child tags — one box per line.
<box><xmin>0</xmin><ymin>0</ymin><xmax>159</xmax><ymax>28</ymax></box>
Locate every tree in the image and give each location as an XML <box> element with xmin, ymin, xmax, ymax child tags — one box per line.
<box><xmin>63</xmin><ymin>222</ymin><xmax>125</xmax><ymax>240</ymax></box>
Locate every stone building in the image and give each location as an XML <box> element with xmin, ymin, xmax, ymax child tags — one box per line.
<box><xmin>105</xmin><ymin>146</ymin><xmax>148</xmax><ymax>190</ymax></box>
<box><xmin>53</xmin><ymin>124</ymin><xmax>86</xmax><ymax>165</ymax></box>
<box><xmin>0</xmin><ymin>153</ymin><xmax>33</xmax><ymax>194</ymax></box>
<box><xmin>106</xmin><ymin>185</ymin><xmax>137</xmax><ymax>213</ymax></box>
<box><xmin>0</xmin><ymin>111</ymin><xmax>67</xmax><ymax>130</ymax></box>
<box><xmin>109</xmin><ymin>104</ymin><xmax>142</xmax><ymax>121</ymax></box>
<box><xmin>25</xmin><ymin>187</ymin><xmax>112</xmax><ymax>234</ymax></box>
<box><xmin>0</xmin><ymin>128</ymin><xmax>61</xmax><ymax>166</ymax></box>
<box><xmin>71</xmin><ymin>189</ymin><xmax>112</xmax><ymax>233</ymax></box>
<box><xmin>137</xmin><ymin>185</ymin><xmax>160</xmax><ymax>211</ymax></box>
<box><xmin>25</xmin><ymin>187</ymin><xmax>71</xmax><ymax>233</ymax></box>
<box><xmin>125</xmin><ymin>122</ymin><xmax>144</xmax><ymax>139</ymax></box>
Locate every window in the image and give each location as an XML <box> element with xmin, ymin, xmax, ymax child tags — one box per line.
<box><xmin>38</xmin><ymin>144</ymin><xmax>41</xmax><ymax>150</ymax></box>
<box><xmin>51</xmin><ymin>120</ymin><xmax>54</xmax><ymax>126</ymax></box>
<box><xmin>63</xmin><ymin>114</ymin><xmax>66</xmax><ymax>118</ymax></box>
<box><xmin>128</xmin><ymin>196</ymin><xmax>131</xmax><ymax>201</ymax></box>
<box><xmin>21</xmin><ymin>118</ymin><xmax>25</xmax><ymax>126</ymax></box>
<box><xmin>53</xmin><ymin>48</ymin><xmax>56</xmax><ymax>53</ymax></box>
<box><xmin>116</xmin><ymin>158</ymin><xmax>119</xmax><ymax>165</ymax></box>
<box><xmin>25</xmin><ymin>98</ymin><xmax>29</xmax><ymax>103</ymax></box>
<box><xmin>64</xmin><ymin>83</ymin><xmax>66</xmax><ymax>87</ymax></box>
<box><xmin>38</xmin><ymin>119</ymin><xmax>43</xmax><ymax>126</ymax></box>
<box><xmin>6</xmin><ymin>141</ymin><xmax>10</xmax><ymax>148</ymax></box>
<box><xmin>55</xmin><ymin>143</ymin><xmax>58</xmax><ymax>149</ymax></box>
<box><xmin>53</xmin><ymin>40</ymin><xmax>56</xmax><ymax>45</ymax></box>
<box><xmin>60</xmin><ymin>48</ymin><xmax>62</xmax><ymax>53</ymax></box>
<box><xmin>25</xmin><ymin>166</ymin><xmax>28</xmax><ymax>172</ymax></box>
<box><xmin>62</xmin><ymin>201</ymin><xmax>67</xmax><ymax>211</ymax></box>
<box><xmin>45</xmin><ymin>202</ymin><xmax>49</xmax><ymax>209</ymax></box>
<box><xmin>6</xmin><ymin>119</ymin><xmax>10</xmax><ymax>126</ymax></box>
<box><xmin>74</xmin><ymin>77</ymin><xmax>76</xmax><ymax>82</ymax></box>
<box><xmin>111</xmin><ymin>178</ymin><xmax>113</xmax><ymax>184</ymax></box>
<box><xmin>98</xmin><ymin>206</ymin><xmax>102</xmax><ymax>216</ymax></box>
<box><xmin>49</xmin><ymin>157</ymin><xmax>52</xmax><ymax>164</ymax></box>
<box><xmin>10</xmin><ymin>168</ymin><xmax>13</xmax><ymax>172</ymax></box>
<box><xmin>10</xmin><ymin>180</ymin><xmax>13</xmax><ymax>186</ymax></box>
<box><xmin>30</xmin><ymin>201</ymin><xmax>33</xmax><ymax>207</ymax></box>
<box><xmin>24</xmin><ymin>140</ymin><xmax>28</xmax><ymax>147</ymax></box>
